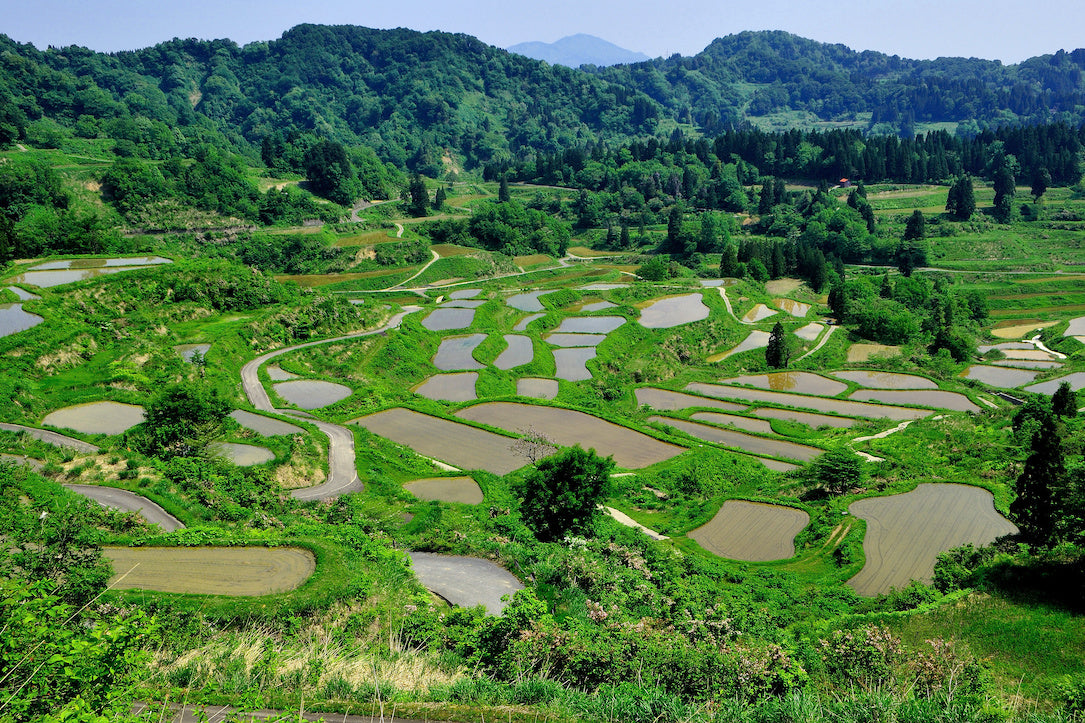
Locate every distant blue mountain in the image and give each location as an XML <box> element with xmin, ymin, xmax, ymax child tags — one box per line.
<box><xmin>508</xmin><ymin>34</ymin><xmax>650</xmax><ymax>67</ymax></box>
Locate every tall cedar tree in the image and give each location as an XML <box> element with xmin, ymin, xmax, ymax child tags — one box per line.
<box><xmin>1052</xmin><ymin>381</ymin><xmax>1078</xmax><ymax>418</ymax></box>
<box><xmin>1012</xmin><ymin>413</ymin><xmax>1064</xmax><ymax>545</ymax></box>
<box><xmin>765</xmin><ymin>321</ymin><xmax>789</xmax><ymax>368</ymax></box>
<box><xmin>406</xmin><ymin>174</ymin><xmax>429</xmax><ymax>217</ymax></box>
<box><xmin>498</xmin><ymin>175</ymin><xmax>511</xmax><ymax>203</ymax></box>
<box><xmin>513</xmin><ymin>446</ymin><xmax>614</xmax><ymax>542</ymax></box>
<box><xmin>904</xmin><ymin>210</ymin><xmax>926</xmax><ymax>241</ymax></box>
<box><xmin>946</xmin><ymin>175</ymin><xmax>976</xmax><ymax>220</ymax></box>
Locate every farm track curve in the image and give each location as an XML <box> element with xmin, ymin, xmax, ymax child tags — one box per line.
<box><xmin>64</xmin><ymin>484</ymin><xmax>184</xmax><ymax>531</ymax></box>
<box><xmin>0</xmin><ymin>422</ymin><xmax>99</xmax><ymax>454</ymax></box>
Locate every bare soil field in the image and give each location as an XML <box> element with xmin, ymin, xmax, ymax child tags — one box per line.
<box><xmin>456</xmin><ymin>402</ymin><xmax>684</xmax><ymax>469</ymax></box>
<box><xmin>721</xmin><ymin>372</ymin><xmax>848</xmax><ymax>396</ymax></box>
<box><xmin>847</xmin><ymin>484</ymin><xmax>1017</xmax><ymax>596</ymax></box>
<box><xmin>104</xmin><ymin>546</ymin><xmax>315</xmax><ymax>596</ymax></box>
<box><xmin>689</xmin><ymin>500</ymin><xmax>809</xmax><ymax>561</ymax></box>
<box><xmin>850</xmin><ymin>389</ymin><xmax>980</xmax><ymax>413</ymax></box>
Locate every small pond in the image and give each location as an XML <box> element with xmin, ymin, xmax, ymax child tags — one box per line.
<box><xmin>422</xmin><ymin>307</ymin><xmax>476</xmax><ymax>331</ymax></box>
<box><xmin>405</xmin><ymin>477</ymin><xmax>483</xmax><ymax>505</ymax></box>
<box><xmin>211</xmin><ymin>442</ymin><xmax>275</xmax><ymax>466</ymax></box>
<box><xmin>42</xmin><ymin>401</ymin><xmax>145</xmax><ymax>435</ymax></box>
<box><xmin>545</xmin><ymin>333</ymin><xmax>607</xmax><ymax>347</ymax></box>
<box><xmin>274</xmin><ymin>380</ymin><xmax>352</xmax><ymax>409</ymax></box>
<box><xmin>414</xmin><ymin>373</ymin><xmax>479</xmax><ymax>402</ymax></box>
<box><xmin>773</xmin><ymin>299</ymin><xmax>809</xmax><ymax>317</ymax></box>
<box><xmin>494</xmin><ymin>335</ymin><xmax>534</xmax><ymax>369</ymax></box>
<box><xmin>708</xmin><ymin>330</ymin><xmax>770</xmax><ymax>361</ymax></box>
<box><xmin>513</xmin><ymin>313</ymin><xmax>545</xmax><ymax>331</ymax></box>
<box><xmin>433</xmin><ymin>334</ymin><xmax>486</xmax><ymax>371</ymax></box>
<box><xmin>638</xmin><ymin>293</ymin><xmax>710</xmax><ymax>328</ymax></box>
<box><xmin>961</xmin><ymin>365</ymin><xmax>1039</xmax><ymax>389</ymax></box>
<box><xmin>649</xmin><ymin>416</ymin><xmax>821</xmax><ymax>461</ymax></box>
<box><xmin>1023</xmin><ymin>372</ymin><xmax>1085</xmax><ymax>395</ymax></box>
<box><xmin>633</xmin><ymin>388</ymin><xmax>746</xmax><ymax>413</ymax></box>
<box><xmin>175</xmin><ymin>343</ymin><xmax>210</xmax><ymax>363</ymax></box>
<box><xmin>849</xmin><ymin>389</ymin><xmax>980</xmax><ymax>413</ymax></box>
<box><xmin>690</xmin><ymin>500</ymin><xmax>809</xmax><ymax>562</ymax></box>
<box><xmin>741</xmin><ymin>303</ymin><xmax>777</xmax><ymax>323</ymax></box>
<box><xmin>517</xmin><ymin>378</ymin><xmax>559</xmax><ymax>400</ymax></box>
<box><xmin>689</xmin><ymin>412</ymin><xmax>772</xmax><ymax>434</ymax></box>
<box><xmin>507</xmin><ymin>290</ymin><xmax>555</xmax><ymax>312</ymax></box>
<box><xmin>721</xmin><ymin>372</ymin><xmax>848</xmax><ymax>396</ymax></box>
<box><xmin>0</xmin><ymin>303</ymin><xmax>43</xmax><ymax>337</ymax></box>
<box><xmin>230</xmin><ymin>410</ymin><xmax>303</xmax><ymax>437</ymax></box>
<box><xmin>554</xmin><ymin>316</ymin><xmax>626</xmax><ymax>334</ymax></box>
<box><xmin>553</xmin><ymin>347</ymin><xmax>596</xmax><ymax>381</ymax></box>
<box><xmin>831</xmin><ymin>371</ymin><xmax>937</xmax><ymax>390</ymax></box>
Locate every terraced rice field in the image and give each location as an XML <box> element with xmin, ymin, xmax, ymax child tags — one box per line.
<box><xmin>649</xmin><ymin>416</ymin><xmax>821</xmax><ymax>461</ymax></box>
<box><xmin>962</xmin><ymin>365</ymin><xmax>1039</xmax><ymax>389</ymax></box>
<box><xmin>229</xmin><ymin>410</ymin><xmax>303</xmax><ymax>437</ymax></box>
<box><xmin>211</xmin><ymin>442</ymin><xmax>275</xmax><ymax>466</ymax></box>
<box><xmin>507</xmin><ymin>290</ymin><xmax>555</xmax><ymax>311</ymax></box>
<box><xmin>689</xmin><ymin>411</ymin><xmax>773</xmax><ymax>434</ymax></box>
<box><xmin>42</xmin><ymin>401</ymin><xmax>145</xmax><ymax>435</ymax></box>
<box><xmin>553</xmin><ymin>347</ymin><xmax>596</xmax><ymax>381</ymax></box>
<box><xmin>513</xmin><ymin>313</ymin><xmax>544</xmax><ymax>331</ymax></box>
<box><xmin>422</xmin><ymin>307</ymin><xmax>476</xmax><ymax>331</ymax></box>
<box><xmin>773</xmin><ymin>299</ymin><xmax>809</xmax><ymax>317</ymax></box>
<box><xmin>1024</xmin><ymin>372</ymin><xmax>1085</xmax><ymax>395</ymax></box>
<box><xmin>752</xmin><ymin>407</ymin><xmax>856</xmax><ymax>429</ymax></box>
<box><xmin>710</xmin><ymin>330</ymin><xmax>770</xmax><ymax>361</ymax></box>
<box><xmin>351</xmin><ymin>408</ymin><xmax>531</xmax><ymax>475</ymax></box>
<box><xmin>494</xmin><ymin>335</ymin><xmax>534</xmax><ymax>369</ymax></box>
<box><xmin>637</xmin><ymin>293</ymin><xmax>710</xmax><ymax>328</ymax></box>
<box><xmin>404</xmin><ymin>477</ymin><xmax>484</xmax><ymax>505</ymax></box>
<box><xmin>721</xmin><ymin>372</ymin><xmax>847</xmax><ymax>396</ymax></box>
<box><xmin>794</xmin><ymin>323</ymin><xmax>824</xmax><ymax>341</ymax></box>
<box><xmin>847</xmin><ymin>484</ymin><xmax>1017</xmax><ymax>596</ymax></box>
<box><xmin>273</xmin><ymin>380</ymin><xmax>352</xmax><ymax>409</ymax></box>
<box><xmin>846</xmin><ymin>343</ymin><xmax>901</xmax><ymax>362</ymax></box>
<box><xmin>831</xmin><ymin>371</ymin><xmax>937</xmax><ymax>389</ymax></box>
<box><xmin>457</xmin><ymin>402</ymin><xmax>684</xmax><ymax>469</ymax></box>
<box><xmin>742</xmin><ymin>303</ymin><xmax>778</xmax><ymax>322</ymax></box>
<box><xmin>686</xmin><ymin>383</ymin><xmax>931</xmax><ymax>421</ymax></box>
<box><xmin>546</xmin><ymin>333</ymin><xmax>607</xmax><ymax>347</ymax></box>
<box><xmin>517</xmin><ymin>378</ymin><xmax>558</xmax><ymax>399</ymax></box>
<box><xmin>409</xmin><ymin>552</ymin><xmax>523</xmax><ymax>615</ymax></box>
<box><xmin>433</xmin><ymin>334</ymin><xmax>486</xmax><ymax>370</ymax></box>
<box><xmin>104</xmin><ymin>546</ymin><xmax>315</xmax><ymax>596</ymax></box>
<box><xmin>414</xmin><ymin>373</ymin><xmax>479</xmax><ymax>402</ymax></box>
<box><xmin>554</xmin><ymin>316</ymin><xmax>626</xmax><ymax>334</ymax></box>
<box><xmin>689</xmin><ymin>500</ymin><xmax>809</xmax><ymax>561</ymax></box>
<box><xmin>634</xmin><ymin>388</ymin><xmax>747</xmax><ymax>413</ymax></box>
<box><xmin>0</xmin><ymin>303</ymin><xmax>43</xmax><ymax>337</ymax></box>
<box><xmin>849</xmin><ymin>389</ymin><xmax>980</xmax><ymax>413</ymax></box>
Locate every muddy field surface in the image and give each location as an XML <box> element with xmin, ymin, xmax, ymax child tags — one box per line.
<box><xmin>686</xmin><ymin>383</ymin><xmax>931</xmax><ymax>421</ymax></box>
<box><xmin>847</xmin><ymin>483</ymin><xmax>1018</xmax><ymax>596</ymax></box>
<box><xmin>41</xmin><ymin>401</ymin><xmax>146</xmax><ymax>436</ymax></box>
<box><xmin>273</xmin><ymin>380</ymin><xmax>352</xmax><ymax>410</ymax></box>
<box><xmin>457</xmin><ymin>402</ymin><xmax>684</xmax><ymax>469</ymax></box>
<box><xmin>849</xmin><ymin>389</ymin><xmax>980</xmax><ymax>413</ymax></box>
<box><xmin>638</xmin><ymin>293</ymin><xmax>710</xmax><ymax>328</ymax></box>
<box><xmin>494</xmin><ymin>335</ymin><xmax>534</xmax><ymax>369</ymax></box>
<box><xmin>404</xmin><ymin>476</ymin><xmax>484</xmax><ymax>505</ymax></box>
<box><xmin>721</xmin><ymin>372</ymin><xmax>848</xmax><ymax>396</ymax></box>
<box><xmin>649</xmin><ymin>416</ymin><xmax>820</xmax><ymax>462</ymax></box>
<box><xmin>414</xmin><ymin>373</ymin><xmax>478</xmax><ymax>402</ymax></box>
<box><xmin>634</xmin><ymin>388</ymin><xmax>747</xmax><ymax>413</ymax></box>
<box><xmin>104</xmin><ymin>546</ymin><xmax>315</xmax><ymax>596</ymax></box>
<box><xmin>751</xmin><ymin>407</ymin><xmax>856</xmax><ymax>429</ymax></box>
<box><xmin>351</xmin><ymin>408</ymin><xmax>531</xmax><ymax>475</ymax></box>
<box><xmin>517</xmin><ymin>378</ymin><xmax>559</xmax><ymax>399</ymax></box>
<box><xmin>689</xmin><ymin>411</ymin><xmax>773</xmax><ymax>434</ymax></box>
<box><xmin>689</xmin><ymin>500</ymin><xmax>809</xmax><ymax>561</ymax></box>
<box><xmin>831</xmin><ymin>371</ymin><xmax>938</xmax><ymax>390</ymax></box>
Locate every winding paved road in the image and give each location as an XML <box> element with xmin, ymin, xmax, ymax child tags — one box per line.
<box><xmin>0</xmin><ymin>422</ymin><xmax>99</xmax><ymax>454</ymax></box>
<box><xmin>239</xmin><ymin>310</ymin><xmax>416</xmax><ymax>500</ymax></box>
<box><xmin>64</xmin><ymin>484</ymin><xmax>184</xmax><ymax>531</ymax></box>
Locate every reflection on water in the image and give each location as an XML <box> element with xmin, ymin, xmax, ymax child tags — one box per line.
<box><xmin>273</xmin><ymin>380</ymin><xmax>352</xmax><ymax>409</ymax></box>
<box><xmin>831</xmin><ymin>370</ymin><xmax>937</xmax><ymax>390</ymax></box>
<box><xmin>11</xmin><ymin>257</ymin><xmax>173</xmax><ymax>288</ymax></box>
<box><xmin>230</xmin><ymin>410</ymin><xmax>303</xmax><ymax>436</ymax></box>
<box><xmin>422</xmin><ymin>307</ymin><xmax>476</xmax><ymax>331</ymax></box>
<box><xmin>513</xmin><ymin>313</ymin><xmax>544</xmax><ymax>331</ymax></box>
<box><xmin>708</xmin><ymin>330</ymin><xmax>771</xmax><ymax>362</ymax></box>
<box><xmin>554</xmin><ymin>347</ymin><xmax>596</xmax><ymax>381</ymax></box>
<box><xmin>772</xmin><ymin>298</ymin><xmax>810</xmax><ymax>317</ymax></box>
<box><xmin>849</xmin><ymin>389</ymin><xmax>980</xmax><ymax>413</ymax></box>
<box><xmin>1024</xmin><ymin>372</ymin><xmax>1085</xmax><ymax>396</ymax></box>
<box><xmin>210</xmin><ymin>442</ymin><xmax>275</xmax><ymax>466</ymax></box>
<box><xmin>494</xmin><ymin>335</ymin><xmax>534</xmax><ymax>369</ymax></box>
<box><xmin>638</xmin><ymin>294</ymin><xmax>710</xmax><ymax>328</ymax></box>
<box><xmin>961</xmin><ymin>365</ymin><xmax>1039</xmax><ymax>389</ymax></box>
<box><xmin>433</xmin><ymin>334</ymin><xmax>486</xmax><ymax>371</ymax></box>
<box><xmin>0</xmin><ymin>303</ymin><xmax>43</xmax><ymax>337</ymax></box>
<box><xmin>741</xmin><ymin>304</ymin><xmax>777</xmax><ymax>323</ymax></box>
<box><xmin>721</xmin><ymin>372</ymin><xmax>848</xmax><ymax>396</ymax></box>
<box><xmin>414</xmin><ymin>373</ymin><xmax>479</xmax><ymax>402</ymax></box>
<box><xmin>507</xmin><ymin>290</ymin><xmax>555</xmax><ymax>311</ymax></box>
<box><xmin>555</xmin><ymin>316</ymin><xmax>626</xmax><ymax>334</ymax></box>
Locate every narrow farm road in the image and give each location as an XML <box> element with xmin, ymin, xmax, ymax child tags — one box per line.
<box><xmin>0</xmin><ymin>422</ymin><xmax>99</xmax><ymax>454</ymax></box>
<box><xmin>795</xmin><ymin>324</ymin><xmax>837</xmax><ymax>361</ymax></box>
<box><xmin>65</xmin><ymin>484</ymin><xmax>184</xmax><ymax>531</ymax></box>
<box><xmin>388</xmin><ymin>250</ymin><xmax>439</xmax><ymax>289</ymax></box>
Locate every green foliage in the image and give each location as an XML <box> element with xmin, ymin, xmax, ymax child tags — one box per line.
<box><xmin>467</xmin><ymin>200</ymin><xmax>569</xmax><ymax>257</ymax></box>
<box><xmin>513</xmin><ymin>446</ymin><xmax>614</xmax><ymax>542</ymax></box>
<box><xmin>765</xmin><ymin>321</ymin><xmax>791</xmax><ymax>368</ymax></box>
<box><xmin>805</xmin><ymin>448</ymin><xmax>865</xmax><ymax>496</ymax></box>
<box><xmin>304</xmin><ymin>139</ymin><xmax>360</xmax><ymax>205</ymax></box>
<box><xmin>637</xmin><ymin>255</ymin><xmax>671</xmax><ymax>281</ymax></box>
<box><xmin>139</xmin><ymin>383</ymin><xmax>232</xmax><ymax>459</ymax></box>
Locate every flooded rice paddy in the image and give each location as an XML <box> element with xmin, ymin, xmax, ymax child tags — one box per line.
<box><xmin>689</xmin><ymin>500</ymin><xmax>809</xmax><ymax>561</ymax></box>
<box><xmin>553</xmin><ymin>347</ymin><xmax>596</xmax><ymax>381</ymax></box>
<box><xmin>1064</xmin><ymin>316</ymin><xmax>1085</xmax><ymax>336</ymax></box>
<box><xmin>649</xmin><ymin>416</ymin><xmax>821</xmax><ymax>461</ymax></box>
<box><xmin>0</xmin><ymin>303</ymin><xmax>43</xmax><ymax>337</ymax></box>
<box><xmin>741</xmin><ymin>303</ymin><xmax>778</xmax><ymax>323</ymax></box>
<box><xmin>408</xmin><ymin>552</ymin><xmax>523</xmax><ymax>615</ymax></box>
<box><xmin>229</xmin><ymin>410</ymin><xmax>303</xmax><ymax>437</ymax></box>
<box><xmin>1024</xmin><ymin>371</ymin><xmax>1085</xmax><ymax>395</ymax></box>
<box><xmin>422</xmin><ymin>307</ymin><xmax>476</xmax><ymax>331</ymax></box>
<box><xmin>273</xmin><ymin>380</ymin><xmax>352</xmax><ymax>409</ymax></box>
<box><xmin>698</xmin><ymin>278</ymin><xmax>738</xmax><ymax>287</ymax></box>
<box><xmin>7</xmin><ymin>286</ymin><xmax>39</xmax><ymax>300</ymax></box>
<box><xmin>517</xmin><ymin>378</ymin><xmax>559</xmax><ymax>399</ymax></box>
<box><xmin>773</xmin><ymin>298</ymin><xmax>809</xmax><ymax>317</ymax></box>
<box><xmin>42</xmin><ymin>401</ymin><xmax>145</xmax><ymax>435</ymax></box>
<box><xmin>634</xmin><ymin>388</ymin><xmax>747</xmax><ymax>413</ymax></box>
<box><xmin>175</xmin><ymin>343</ymin><xmax>210</xmax><ymax>362</ymax></box>
<box><xmin>689</xmin><ymin>412</ymin><xmax>773</xmax><ymax>434</ymax></box>
<box><xmin>211</xmin><ymin>442</ymin><xmax>275</xmax><ymax>466</ymax></box>
<box><xmin>637</xmin><ymin>293</ymin><xmax>710</xmax><ymax>328</ymax></box>
<box><xmin>554</xmin><ymin>316</ymin><xmax>626</xmax><ymax>334</ymax></box>
<box><xmin>710</xmin><ymin>330</ymin><xmax>770</xmax><ymax>361</ymax></box>
<box><xmin>545</xmin><ymin>333</ymin><xmax>607</xmax><ymax>347</ymax></box>
<box><xmin>449</xmin><ymin>288</ymin><xmax>481</xmax><ymax>299</ymax></box>
<box><xmin>351</xmin><ymin>408</ymin><xmax>530</xmax><ymax>475</ymax></box>
<box><xmin>507</xmin><ymin>290</ymin><xmax>555</xmax><ymax>311</ymax></box>
<box><xmin>993</xmin><ymin>321</ymin><xmax>1056</xmax><ymax>339</ymax></box>
<box><xmin>751</xmin><ymin>407</ymin><xmax>856</xmax><ymax>429</ymax></box>
<box><xmin>457</xmin><ymin>402</ymin><xmax>684</xmax><ymax>469</ymax></box>
<box><xmin>265</xmin><ymin>365</ymin><xmax>298</xmax><ymax>381</ymax></box>
<box><xmin>580</xmin><ymin>301</ymin><xmax>617</xmax><ymax>312</ymax></box>
<box><xmin>686</xmin><ymin>383</ymin><xmax>931</xmax><ymax>421</ymax></box>
<box><xmin>438</xmin><ymin>299</ymin><xmax>486</xmax><ymax>309</ymax></box>
<box><xmin>433</xmin><ymin>334</ymin><xmax>486</xmax><ymax>370</ymax></box>
<box><xmin>513</xmin><ymin>313</ymin><xmax>544</xmax><ymax>331</ymax></box>
<box><xmin>11</xmin><ymin>256</ymin><xmax>172</xmax><ymax>288</ymax></box>
<box><xmin>990</xmin><ymin>359</ymin><xmax>1062</xmax><ymax>370</ymax></box>
<box><xmin>794</xmin><ymin>323</ymin><xmax>824</xmax><ymax>341</ymax></box>
<box><xmin>849</xmin><ymin>389</ymin><xmax>980</xmax><ymax>413</ymax></box>
<box><xmin>414</xmin><ymin>373</ymin><xmax>479</xmax><ymax>402</ymax></box>
<box><xmin>578</xmin><ymin>283</ymin><xmax>628</xmax><ymax>291</ymax></box>
<box><xmin>961</xmin><ymin>365</ymin><xmax>1040</xmax><ymax>389</ymax></box>
<box><xmin>105</xmin><ymin>546</ymin><xmax>315</xmax><ymax>596</ymax></box>
<box><xmin>846</xmin><ymin>343</ymin><xmax>901</xmax><ymax>362</ymax></box>
<box><xmin>831</xmin><ymin>371</ymin><xmax>937</xmax><ymax>389</ymax></box>
<box><xmin>494</xmin><ymin>335</ymin><xmax>534</xmax><ymax>369</ymax></box>
<box><xmin>404</xmin><ymin>477</ymin><xmax>483</xmax><ymax>505</ymax></box>
<box><xmin>847</xmin><ymin>483</ymin><xmax>1018</xmax><ymax>596</ymax></box>
<box><xmin>721</xmin><ymin>372</ymin><xmax>848</xmax><ymax>396</ymax></box>
<box><xmin>765</xmin><ymin>279</ymin><xmax>804</xmax><ymax>295</ymax></box>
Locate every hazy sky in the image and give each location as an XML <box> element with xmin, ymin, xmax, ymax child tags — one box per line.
<box><xmin>4</xmin><ymin>0</ymin><xmax>1083</xmax><ymax>63</ymax></box>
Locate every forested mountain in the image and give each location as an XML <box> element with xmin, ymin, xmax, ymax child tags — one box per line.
<box><xmin>508</xmin><ymin>34</ymin><xmax>651</xmax><ymax>67</ymax></box>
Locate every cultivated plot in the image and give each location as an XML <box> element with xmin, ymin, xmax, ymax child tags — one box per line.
<box><xmin>634</xmin><ymin>388</ymin><xmax>747</xmax><ymax>413</ymax></box>
<box><xmin>649</xmin><ymin>416</ymin><xmax>821</xmax><ymax>461</ymax></box>
<box><xmin>686</xmin><ymin>383</ymin><xmax>931</xmax><ymax>421</ymax></box>
<box><xmin>414</xmin><ymin>373</ymin><xmax>479</xmax><ymax>402</ymax></box>
<box><xmin>408</xmin><ymin>552</ymin><xmax>523</xmax><ymax>615</ymax></box>
<box><xmin>831</xmin><ymin>371</ymin><xmax>937</xmax><ymax>390</ymax></box>
<box><xmin>638</xmin><ymin>293</ymin><xmax>710</xmax><ymax>328</ymax></box>
<box><xmin>104</xmin><ymin>546</ymin><xmax>315</xmax><ymax>596</ymax></box>
<box><xmin>849</xmin><ymin>389</ymin><xmax>979</xmax><ymax>413</ymax></box>
<box><xmin>847</xmin><ymin>483</ymin><xmax>1017</xmax><ymax>596</ymax></box>
<box><xmin>405</xmin><ymin>477</ymin><xmax>484</xmax><ymax>505</ymax></box>
<box><xmin>689</xmin><ymin>500</ymin><xmax>809</xmax><ymax>562</ymax></box>
<box><xmin>721</xmin><ymin>372</ymin><xmax>847</xmax><ymax>396</ymax></box>
<box><xmin>42</xmin><ymin>402</ymin><xmax>145</xmax><ymax>435</ymax></box>
<box><xmin>274</xmin><ymin>380</ymin><xmax>352</xmax><ymax>409</ymax></box>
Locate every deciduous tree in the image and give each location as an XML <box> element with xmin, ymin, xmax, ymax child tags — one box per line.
<box><xmin>513</xmin><ymin>446</ymin><xmax>614</xmax><ymax>542</ymax></box>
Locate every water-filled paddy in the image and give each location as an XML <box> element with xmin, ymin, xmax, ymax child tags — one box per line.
<box><xmin>458</xmin><ymin>402</ymin><xmax>684</xmax><ymax>469</ymax></box>
<box><xmin>229</xmin><ymin>410</ymin><xmax>303</xmax><ymax>436</ymax></box>
<box><xmin>686</xmin><ymin>383</ymin><xmax>931</xmax><ymax>421</ymax></box>
<box><xmin>546</xmin><ymin>333</ymin><xmax>607</xmax><ymax>347</ymax></box>
<box><xmin>211</xmin><ymin>442</ymin><xmax>275</xmax><ymax>466</ymax></box>
<box><xmin>689</xmin><ymin>412</ymin><xmax>773</xmax><ymax>434</ymax></box>
<box><xmin>32</xmin><ymin>256</ymin><xmax>171</xmax><ymax>270</ymax></box>
<box><xmin>993</xmin><ymin>321</ymin><xmax>1056</xmax><ymax>339</ymax></box>
<box><xmin>689</xmin><ymin>500</ymin><xmax>809</xmax><ymax>561</ymax></box>
<box><xmin>433</xmin><ymin>334</ymin><xmax>486</xmax><ymax>370</ymax></box>
<box><xmin>831</xmin><ymin>371</ymin><xmax>937</xmax><ymax>389</ymax></box>
<box><xmin>638</xmin><ymin>293</ymin><xmax>710</xmax><ymax>328</ymax></box>
<box><xmin>698</xmin><ymin>278</ymin><xmax>737</xmax><ymax>287</ymax></box>
<box><xmin>710</xmin><ymin>330</ymin><xmax>770</xmax><ymax>361</ymax></box>
<box><xmin>42</xmin><ymin>401</ymin><xmax>145</xmax><ymax>435</ymax></box>
<box><xmin>991</xmin><ymin>359</ymin><xmax>1062</xmax><ymax>370</ymax></box>
<box><xmin>649</xmin><ymin>416</ymin><xmax>821</xmax><ymax>461</ymax></box>
<box><xmin>847</xmin><ymin>483</ymin><xmax>1018</xmax><ymax>596</ymax></box>
<box><xmin>752</xmin><ymin>407</ymin><xmax>856</xmax><ymax>429</ymax></box>
<box><xmin>1024</xmin><ymin>372</ymin><xmax>1085</xmax><ymax>395</ymax></box>
<box><xmin>741</xmin><ymin>304</ymin><xmax>777</xmax><ymax>322</ymax></box>
<box><xmin>517</xmin><ymin>378</ymin><xmax>559</xmax><ymax>400</ymax></box>
<box><xmin>1063</xmin><ymin>317</ymin><xmax>1085</xmax><ymax>336</ymax></box>
<box><xmin>422</xmin><ymin>307</ymin><xmax>476</xmax><ymax>331</ymax></box>
<box><xmin>274</xmin><ymin>380</ymin><xmax>352</xmax><ymax>409</ymax></box>
<box><xmin>0</xmin><ymin>303</ymin><xmax>43</xmax><ymax>337</ymax></box>
<box><xmin>104</xmin><ymin>546</ymin><xmax>315</xmax><ymax>596</ymax></box>
<box><xmin>6</xmin><ymin>286</ymin><xmax>39</xmax><ymax>300</ymax></box>
<box><xmin>634</xmin><ymin>388</ymin><xmax>746</xmax><ymax>413</ymax></box>
<box><xmin>513</xmin><ymin>313</ymin><xmax>544</xmax><ymax>331</ymax></box>
<box><xmin>351</xmin><ymin>408</ymin><xmax>530</xmax><ymax>475</ymax></box>
<box><xmin>266</xmin><ymin>365</ymin><xmax>298</xmax><ymax>381</ymax></box>
<box><xmin>962</xmin><ymin>365</ymin><xmax>1039</xmax><ymax>389</ymax></box>
<box><xmin>408</xmin><ymin>552</ymin><xmax>523</xmax><ymax>615</ymax></box>
<box><xmin>721</xmin><ymin>372</ymin><xmax>848</xmax><ymax>396</ymax></box>
<box><xmin>850</xmin><ymin>389</ymin><xmax>979</xmax><ymax>413</ymax></box>
<box><xmin>579</xmin><ymin>283</ymin><xmax>628</xmax><ymax>291</ymax></box>
<box><xmin>405</xmin><ymin>477</ymin><xmax>483</xmax><ymax>505</ymax></box>
<box><xmin>11</xmin><ymin>256</ymin><xmax>173</xmax><ymax>288</ymax></box>
<box><xmin>439</xmin><ymin>299</ymin><xmax>486</xmax><ymax>309</ymax></box>
<box><xmin>580</xmin><ymin>301</ymin><xmax>617</xmax><ymax>312</ymax></box>
<box><xmin>449</xmin><ymin>288</ymin><xmax>481</xmax><ymax>299</ymax></box>
<box><xmin>175</xmin><ymin>343</ymin><xmax>210</xmax><ymax>362</ymax></box>
<box><xmin>414</xmin><ymin>373</ymin><xmax>479</xmax><ymax>402</ymax></box>
<box><xmin>773</xmin><ymin>299</ymin><xmax>809</xmax><ymax>317</ymax></box>
<box><xmin>794</xmin><ymin>323</ymin><xmax>823</xmax><ymax>341</ymax></box>
<box><xmin>494</xmin><ymin>335</ymin><xmax>534</xmax><ymax>369</ymax></box>
<box><xmin>507</xmin><ymin>290</ymin><xmax>555</xmax><ymax>311</ymax></box>
<box><xmin>553</xmin><ymin>347</ymin><xmax>596</xmax><ymax>381</ymax></box>
<box><xmin>554</xmin><ymin>316</ymin><xmax>626</xmax><ymax>334</ymax></box>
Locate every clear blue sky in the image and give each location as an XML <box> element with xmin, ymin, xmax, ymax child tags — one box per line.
<box><xmin>4</xmin><ymin>0</ymin><xmax>1083</xmax><ymax>63</ymax></box>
